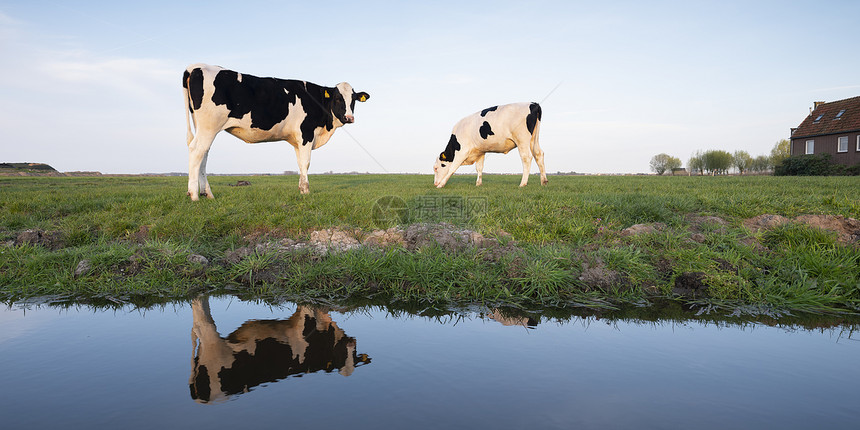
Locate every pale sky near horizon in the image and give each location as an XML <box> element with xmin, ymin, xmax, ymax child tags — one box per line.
<box><xmin>2</xmin><ymin>0</ymin><xmax>859</xmax><ymax>175</ymax></box>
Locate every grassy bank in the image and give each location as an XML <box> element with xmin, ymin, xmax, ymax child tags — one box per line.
<box><xmin>1</xmin><ymin>174</ymin><xmax>859</xmax><ymax>315</ymax></box>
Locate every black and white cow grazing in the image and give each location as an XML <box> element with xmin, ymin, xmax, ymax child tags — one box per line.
<box><xmin>433</xmin><ymin>102</ymin><xmax>547</xmax><ymax>188</ymax></box>
<box><xmin>189</xmin><ymin>297</ymin><xmax>370</xmax><ymax>403</ymax></box>
<box><xmin>182</xmin><ymin>63</ymin><xmax>369</xmax><ymax>199</ymax></box>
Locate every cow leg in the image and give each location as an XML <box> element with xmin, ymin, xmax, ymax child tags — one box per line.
<box><xmin>516</xmin><ymin>139</ymin><xmax>533</xmax><ymax>187</ymax></box>
<box><xmin>188</xmin><ymin>131</ymin><xmax>217</xmax><ymax>201</ymax></box>
<box><xmin>530</xmin><ymin>122</ymin><xmax>548</xmax><ymax>185</ymax></box>
<box><xmin>475</xmin><ymin>153</ymin><xmax>485</xmax><ymax>186</ymax></box>
<box><xmin>199</xmin><ymin>151</ymin><xmax>215</xmax><ymax>199</ymax></box>
<box><xmin>294</xmin><ymin>144</ymin><xmax>312</xmax><ymax>194</ymax></box>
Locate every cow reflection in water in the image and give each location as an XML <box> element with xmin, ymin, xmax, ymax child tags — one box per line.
<box><xmin>189</xmin><ymin>297</ymin><xmax>370</xmax><ymax>403</ymax></box>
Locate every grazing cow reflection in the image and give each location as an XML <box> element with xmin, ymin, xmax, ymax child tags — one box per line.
<box><xmin>189</xmin><ymin>296</ymin><xmax>370</xmax><ymax>403</ymax></box>
<box><xmin>486</xmin><ymin>309</ymin><xmax>539</xmax><ymax>328</ymax></box>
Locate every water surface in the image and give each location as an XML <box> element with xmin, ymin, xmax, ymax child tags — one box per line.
<box><xmin>1</xmin><ymin>296</ymin><xmax>857</xmax><ymax>429</ymax></box>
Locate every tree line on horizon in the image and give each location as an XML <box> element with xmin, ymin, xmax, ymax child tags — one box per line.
<box><xmin>650</xmin><ymin>139</ymin><xmax>790</xmax><ymax>175</ymax></box>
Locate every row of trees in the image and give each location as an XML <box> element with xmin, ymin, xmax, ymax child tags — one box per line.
<box><xmin>650</xmin><ymin>139</ymin><xmax>791</xmax><ymax>175</ymax></box>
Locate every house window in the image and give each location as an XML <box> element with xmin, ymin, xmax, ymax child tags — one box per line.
<box><xmin>805</xmin><ymin>140</ymin><xmax>814</xmax><ymax>154</ymax></box>
<box><xmin>813</xmin><ymin>114</ymin><xmax>824</xmax><ymax>123</ymax></box>
<box><xmin>834</xmin><ymin>109</ymin><xmax>845</xmax><ymax>120</ymax></box>
<box><xmin>838</xmin><ymin>136</ymin><xmax>848</xmax><ymax>152</ymax></box>
<box><xmin>857</xmin><ymin>136</ymin><xmax>860</xmax><ymax>152</ymax></box>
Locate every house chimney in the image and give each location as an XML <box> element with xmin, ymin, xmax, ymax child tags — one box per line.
<box><xmin>813</xmin><ymin>101</ymin><xmax>826</xmax><ymax>109</ymax></box>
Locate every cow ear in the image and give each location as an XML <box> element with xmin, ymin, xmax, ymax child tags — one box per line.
<box><xmin>354</xmin><ymin>92</ymin><xmax>370</xmax><ymax>102</ymax></box>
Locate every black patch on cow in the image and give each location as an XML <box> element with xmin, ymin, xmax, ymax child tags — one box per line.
<box><xmin>190</xmin><ymin>363</ymin><xmax>211</xmax><ymax>402</ymax></box>
<box><xmin>354</xmin><ymin>92</ymin><xmax>370</xmax><ymax>103</ymax></box>
<box><xmin>480</xmin><ymin>106</ymin><xmax>498</xmax><ymax>117</ymax></box>
<box><xmin>479</xmin><ymin>121</ymin><xmax>494</xmax><ymax>139</ymax></box>
<box><xmin>209</xmin><ymin>70</ymin><xmax>346</xmax><ymax>146</ymax></box>
<box><xmin>297</xmin><ymin>82</ymin><xmax>338</xmax><ymax>145</ymax></box>
<box><xmin>440</xmin><ymin>134</ymin><xmax>461</xmax><ymax>162</ymax></box>
<box><xmin>214</xmin><ymin>315</ymin><xmax>360</xmax><ymax>398</ymax></box>
<box><xmin>328</xmin><ymin>87</ymin><xmax>348</xmax><ymax>125</ymax></box>
<box><xmin>526</xmin><ymin>102</ymin><xmax>542</xmax><ymax>135</ymax></box>
<box><xmin>187</xmin><ymin>68</ymin><xmax>205</xmax><ymax>111</ymax></box>
<box><xmin>211</xmin><ymin>70</ymin><xmax>300</xmax><ymax>132</ymax></box>
<box><xmin>218</xmin><ymin>337</ymin><xmax>297</xmax><ymax>396</ymax></box>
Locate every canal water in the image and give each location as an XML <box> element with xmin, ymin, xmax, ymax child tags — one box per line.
<box><xmin>1</xmin><ymin>296</ymin><xmax>858</xmax><ymax>429</ymax></box>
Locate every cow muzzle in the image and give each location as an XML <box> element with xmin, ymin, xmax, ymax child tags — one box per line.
<box><xmin>344</xmin><ymin>115</ymin><xmax>355</xmax><ymax>123</ymax></box>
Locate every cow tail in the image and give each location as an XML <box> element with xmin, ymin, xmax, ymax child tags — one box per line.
<box><xmin>529</xmin><ymin>103</ymin><xmax>542</xmax><ymax>150</ymax></box>
<box><xmin>531</xmin><ymin>116</ymin><xmax>541</xmax><ymax>149</ymax></box>
<box><xmin>183</xmin><ymin>69</ymin><xmax>196</xmax><ymax>146</ymax></box>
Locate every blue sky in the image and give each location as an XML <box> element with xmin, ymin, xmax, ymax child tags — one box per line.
<box><xmin>2</xmin><ymin>0</ymin><xmax>859</xmax><ymax>174</ymax></box>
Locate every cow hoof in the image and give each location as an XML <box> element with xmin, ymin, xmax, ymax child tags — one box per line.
<box><xmin>541</xmin><ymin>179</ymin><xmax>548</xmax><ymax>186</ymax></box>
<box><xmin>206</xmin><ymin>193</ymin><xmax>215</xmax><ymax>199</ymax></box>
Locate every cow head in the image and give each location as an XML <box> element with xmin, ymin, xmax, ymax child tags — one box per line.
<box><xmin>325</xmin><ymin>83</ymin><xmax>370</xmax><ymax>125</ymax></box>
<box><xmin>433</xmin><ymin>134</ymin><xmax>461</xmax><ymax>187</ymax></box>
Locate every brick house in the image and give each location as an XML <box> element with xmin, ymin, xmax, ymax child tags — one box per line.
<box><xmin>790</xmin><ymin>96</ymin><xmax>860</xmax><ymax>166</ymax></box>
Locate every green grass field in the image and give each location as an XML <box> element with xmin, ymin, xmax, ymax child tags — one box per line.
<box><xmin>1</xmin><ymin>174</ymin><xmax>859</xmax><ymax>315</ymax></box>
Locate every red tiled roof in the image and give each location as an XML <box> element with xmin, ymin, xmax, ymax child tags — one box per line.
<box><xmin>791</xmin><ymin>96</ymin><xmax>860</xmax><ymax>139</ymax></box>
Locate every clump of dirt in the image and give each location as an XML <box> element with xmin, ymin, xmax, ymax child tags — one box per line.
<box><xmin>653</xmin><ymin>257</ymin><xmax>674</xmax><ymax>282</ymax></box>
<box><xmin>743</xmin><ymin>214</ymin><xmax>790</xmax><ymax>233</ymax></box>
<box><xmin>744</xmin><ymin>214</ymin><xmax>860</xmax><ymax>244</ymax></box>
<box><xmin>362</xmin><ymin>228</ymin><xmax>406</xmax><ymax>247</ymax></box>
<box><xmin>478</xmin><ymin>240</ymin><xmax>521</xmax><ymax>263</ymax></box>
<box><xmin>302</xmin><ymin>224</ymin><xmax>498</xmax><ymax>253</ymax></box>
<box><xmin>309</xmin><ymin>228</ymin><xmax>363</xmax><ymax>252</ymax></box>
<box><xmin>241</xmin><ymin>227</ymin><xmax>291</xmax><ymax>245</ymax></box>
<box><xmin>403</xmin><ymin>223</ymin><xmax>489</xmax><ymax>251</ymax></box>
<box><xmin>685</xmin><ymin>214</ymin><xmax>729</xmax><ymax>234</ymax></box>
<box><xmin>113</xmin><ymin>250</ymin><xmax>148</xmax><ymax>277</ymax></box>
<box><xmin>15</xmin><ymin>229</ymin><xmax>64</xmax><ymax>250</ymax></box>
<box><xmin>187</xmin><ymin>254</ymin><xmax>209</xmax><ymax>266</ymax></box>
<box><xmin>74</xmin><ymin>260</ymin><xmax>92</xmax><ymax>277</ymax></box>
<box><xmin>794</xmin><ymin>215</ymin><xmax>860</xmax><ymax>244</ymax></box>
<box><xmin>689</xmin><ymin>233</ymin><xmax>707</xmax><ymax>243</ymax></box>
<box><xmin>219</xmin><ymin>224</ymin><xmax>504</xmax><ymax>263</ymax></box>
<box><xmin>223</xmin><ymin>247</ymin><xmax>255</xmax><ymax>264</ymax></box>
<box><xmin>620</xmin><ymin>223</ymin><xmax>666</xmax><ymax>237</ymax></box>
<box><xmin>673</xmin><ymin>272</ymin><xmax>708</xmax><ymax>299</ymax></box>
<box><xmin>123</xmin><ymin>225</ymin><xmax>152</xmax><ymax>243</ymax></box>
<box><xmin>578</xmin><ymin>259</ymin><xmax>630</xmax><ymax>292</ymax></box>
<box><xmin>236</xmin><ymin>269</ymin><xmax>280</xmax><ymax>285</ymax></box>
<box><xmin>715</xmin><ymin>258</ymin><xmax>738</xmax><ymax>274</ymax></box>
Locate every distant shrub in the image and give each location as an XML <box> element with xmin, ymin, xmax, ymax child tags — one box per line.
<box><xmin>830</xmin><ymin>162</ymin><xmax>860</xmax><ymax>176</ymax></box>
<box><xmin>774</xmin><ymin>154</ymin><xmax>836</xmax><ymax>176</ymax></box>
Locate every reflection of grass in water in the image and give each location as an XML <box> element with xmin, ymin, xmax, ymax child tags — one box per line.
<box><xmin>1</xmin><ymin>174</ymin><xmax>859</xmax><ymax>315</ymax></box>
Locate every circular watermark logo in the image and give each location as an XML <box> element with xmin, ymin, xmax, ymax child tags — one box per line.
<box><xmin>372</xmin><ymin>196</ymin><xmax>407</xmax><ymax>228</ymax></box>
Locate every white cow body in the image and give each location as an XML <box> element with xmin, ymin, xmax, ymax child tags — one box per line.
<box><xmin>182</xmin><ymin>63</ymin><xmax>369</xmax><ymax>200</ymax></box>
<box><xmin>433</xmin><ymin>102</ymin><xmax>547</xmax><ymax>188</ymax></box>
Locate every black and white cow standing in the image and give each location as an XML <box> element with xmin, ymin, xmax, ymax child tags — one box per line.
<box><xmin>433</xmin><ymin>102</ymin><xmax>547</xmax><ymax>188</ymax></box>
<box><xmin>182</xmin><ymin>63</ymin><xmax>369</xmax><ymax>200</ymax></box>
